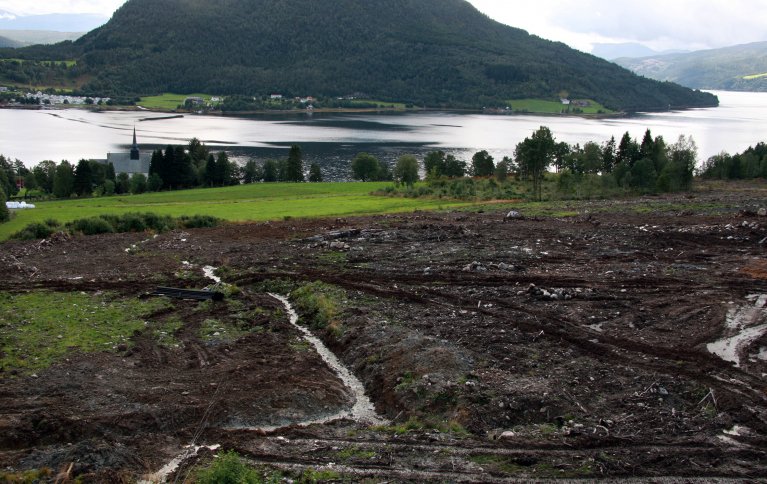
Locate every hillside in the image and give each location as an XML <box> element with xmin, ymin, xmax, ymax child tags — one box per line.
<box><xmin>0</xmin><ymin>34</ymin><xmax>21</xmax><ymax>48</ymax></box>
<box><xmin>0</xmin><ymin>30</ymin><xmax>85</xmax><ymax>46</ymax></box>
<box><xmin>616</xmin><ymin>42</ymin><xmax>767</xmax><ymax>92</ymax></box>
<box><xmin>2</xmin><ymin>0</ymin><xmax>716</xmax><ymax>111</ymax></box>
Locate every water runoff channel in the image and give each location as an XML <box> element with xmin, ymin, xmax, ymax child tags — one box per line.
<box><xmin>142</xmin><ymin>266</ymin><xmax>387</xmax><ymax>483</ymax></box>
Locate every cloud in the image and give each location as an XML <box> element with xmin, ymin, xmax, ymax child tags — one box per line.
<box><xmin>0</xmin><ymin>0</ymin><xmax>127</xmax><ymax>16</ymax></box>
<box><xmin>468</xmin><ymin>0</ymin><xmax>767</xmax><ymax>52</ymax></box>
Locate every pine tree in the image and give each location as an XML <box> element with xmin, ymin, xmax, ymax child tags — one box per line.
<box><xmin>285</xmin><ymin>145</ymin><xmax>304</xmax><ymax>182</ymax></box>
<box><xmin>0</xmin><ymin>187</ymin><xmax>9</xmax><ymax>223</ymax></box>
<box><xmin>73</xmin><ymin>159</ymin><xmax>93</xmax><ymax>196</ymax></box>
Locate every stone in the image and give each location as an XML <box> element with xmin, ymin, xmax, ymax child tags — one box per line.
<box><xmin>758</xmin><ymin>207</ymin><xmax>767</xmax><ymax>217</ymax></box>
<box><xmin>506</xmin><ymin>210</ymin><xmax>522</xmax><ymax>219</ymax></box>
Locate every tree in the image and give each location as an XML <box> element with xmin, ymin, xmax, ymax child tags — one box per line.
<box><xmin>148</xmin><ymin>173</ymin><xmax>163</xmax><ymax>192</ymax></box>
<box><xmin>602</xmin><ymin>136</ymin><xmax>616</xmax><ymax>174</ymax></box>
<box><xmin>32</xmin><ymin>160</ymin><xmax>57</xmax><ymax>194</ymax></box>
<box><xmin>515</xmin><ymin>126</ymin><xmax>556</xmax><ymax>201</ymax></box>
<box><xmin>23</xmin><ymin>172</ymin><xmax>38</xmax><ymax>191</ymax></box>
<box><xmin>215</xmin><ymin>151</ymin><xmax>233</xmax><ymax>186</ymax></box>
<box><xmin>103</xmin><ymin>179</ymin><xmax>116</xmax><ymax>196</ymax></box>
<box><xmin>582</xmin><ymin>142</ymin><xmax>602</xmax><ymax>174</ymax></box>
<box><xmin>424</xmin><ymin>151</ymin><xmax>446</xmax><ymax>178</ymax></box>
<box><xmin>285</xmin><ymin>145</ymin><xmax>304</xmax><ymax>182</ymax></box>
<box><xmin>351</xmin><ymin>152</ymin><xmax>380</xmax><ymax>181</ymax></box>
<box><xmin>471</xmin><ymin>150</ymin><xmax>494</xmax><ymax>177</ymax></box>
<box><xmin>149</xmin><ymin>149</ymin><xmax>166</xmax><ymax>189</ymax></box>
<box><xmin>495</xmin><ymin>156</ymin><xmax>512</xmax><ymax>181</ymax></box>
<box><xmin>309</xmin><ymin>162</ymin><xmax>323</xmax><ymax>182</ymax></box>
<box><xmin>242</xmin><ymin>160</ymin><xmax>262</xmax><ymax>184</ymax></box>
<box><xmin>263</xmin><ymin>159</ymin><xmax>278</xmax><ymax>182</ymax></box>
<box><xmin>394</xmin><ymin>155</ymin><xmax>419</xmax><ymax>187</ymax></box>
<box><xmin>617</xmin><ymin>132</ymin><xmax>639</xmax><ymax>167</ymax></box>
<box><xmin>130</xmin><ymin>173</ymin><xmax>148</xmax><ymax>194</ymax></box>
<box><xmin>0</xmin><ymin>187</ymin><xmax>9</xmax><ymax>223</ymax></box>
<box><xmin>0</xmin><ymin>155</ymin><xmax>18</xmax><ymax>197</ymax></box>
<box><xmin>443</xmin><ymin>155</ymin><xmax>466</xmax><ymax>178</ymax></box>
<box><xmin>115</xmin><ymin>172</ymin><xmax>131</xmax><ymax>194</ymax></box>
<box><xmin>73</xmin><ymin>159</ymin><xmax>93</xmax><ymax>196</ymax></box>
<box><xmin>53</xmin><ymin>161</ymin><xmax>75</xmax><ymax>198</ymax></box>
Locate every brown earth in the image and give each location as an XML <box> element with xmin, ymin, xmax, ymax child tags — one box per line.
<box><xmin>1</xmin><ymin>186</ymin><xmax>766</xmax><ymax>482</ymax></box>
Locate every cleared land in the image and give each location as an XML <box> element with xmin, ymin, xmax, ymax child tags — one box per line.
<box><xmin>138</xmin><ymin>92</ymin><xmax>218</xmax><ymax>110</ymax></box>
<box><xmin>509</xmin><ymin>98</ymin><xmax>613</xmax><ymax>114</ymax></box>
<box><xmin>0</xmin><ymin>182</ymin><xmax>765</xmax><ymax>482</ymax></box>
<box><xmin>0</xmin><ymin>182</ymin><xmax>470</xmax><ymax>241</ymax></box>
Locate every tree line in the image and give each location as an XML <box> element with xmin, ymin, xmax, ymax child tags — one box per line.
<box><xmin>699</xmin><ymin>143</ymin><xmax>767</xmax><ymax>180</ymax></box>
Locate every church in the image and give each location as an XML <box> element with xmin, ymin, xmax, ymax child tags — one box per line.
<box><xmin>99</xmin><ymin>128</ymin><xmax>151</xmax><ymax>177</ymax></box>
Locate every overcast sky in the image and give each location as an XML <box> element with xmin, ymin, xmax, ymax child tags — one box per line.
<box><xmin>0</xmin><ymin>0</ymin><xmax>765</xmax><ymax>53</ymax></box>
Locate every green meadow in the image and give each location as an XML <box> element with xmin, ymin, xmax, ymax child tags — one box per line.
<box><xmin>138</xmin><ymin>92</ymin><xmax>217</xmax><ymax>110</ymax></box>
<box><xmin>1</xmin><ymin>182</ymin><xmax>470</xmax><ymax>241</ymax></box>
<box><xmin>509</xmin><ymin>99</ymin><xmax>613</xmax><ymax>115</ymax></box>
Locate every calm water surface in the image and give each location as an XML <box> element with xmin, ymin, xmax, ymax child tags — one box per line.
<box><xmin>2</xmin><ymin>90</ymin><xmax>766</xmax><ymax>180</ymax></box>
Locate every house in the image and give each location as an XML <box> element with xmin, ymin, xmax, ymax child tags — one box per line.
<box><xmin>560</xmin><ymin>98</ymin><xmax>571</xmax><ymax>105</ymax></box>
<box><xmin>270</xmin><ymin>94</ymin><xmax>283</xmax><ymax>100</ymax></box>
<box><xmin>185</xmin><ymin>96</ymin><xmax>205</xmax><ymax>106</ymax></box>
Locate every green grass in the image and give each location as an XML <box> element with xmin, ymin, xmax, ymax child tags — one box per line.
<box><xmin>0</xmin><ymin>58</ymin><xmax>77</xmax><ymax>67</ymax></box>
<box><xmin>0</xmin><ymin>291</ymin><xmax>171</xmax><ymax>376</ymax></box>
<box><xmin>138</xmin><ymin>92</ymin><xmax>218</xmax><ymax>109</ymax></box>
<box><xmin>509</xmin><ymin>98</ymin><xmax>613</xmax><ymax>115</ymax></box>
<box><xmin>0</xmin><ymin>182</ymin><xmax>470</xmax><ymax>241</ymax></box>
<box><xmin>743</xmin><ymin>72</ymin><xmax>767</xmax><ymax>80</ymax></box>
<box><xmin>352</xmin><ymin>99</ymin><xmax>409</xmax><ymax>109</ymax></box>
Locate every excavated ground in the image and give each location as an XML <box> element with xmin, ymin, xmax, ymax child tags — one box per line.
<box><xmin>1</xmin><ymin>186</ymin><xmax>766</xmax><ymax>482</ymax></box>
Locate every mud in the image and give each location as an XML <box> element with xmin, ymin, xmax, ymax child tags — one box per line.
<box><xmin>1</xmin><ymin>186</ymin><xmax>766</xmax><ymax>481</ymax></box>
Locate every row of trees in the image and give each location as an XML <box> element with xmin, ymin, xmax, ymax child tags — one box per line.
<box><xmin>699</xmin><ymin>142</ymin><xmax>767</xmax><ymax>180</ymax></box>
<box><xmin>6</xmin><ymin>141</ymin><xmax>328</xmax><ymax>201</ymax></box>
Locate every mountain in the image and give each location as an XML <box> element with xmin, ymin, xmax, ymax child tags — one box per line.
<box><xmin>0</xmin><ymin>13</ymin><xmax>107</xmax><ymax>33</ymax></box>
<box><xmin>592</xmin><ymin>43</ymin><xmax>688</xmax><ymax>61</ymax></box>
<box><xmin>615</xmin><ymin>42</ymin><xmax>767</xmax><ymax>92</ymax></box>
<box><xmin>3</xmin><ymin>0</ymin><xmax>717</xmax><ymax>111</ymax></box>
<box><xmin>0</xmin><ymin>30</ymin><xmax>85</xmax><ymax>46</ymax></box>
<box><xmin>0</xmin><ymin>34</ymin><xmax>21</xmax><ymax>48</ymax></box>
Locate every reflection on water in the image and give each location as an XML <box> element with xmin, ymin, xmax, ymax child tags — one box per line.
<box><xmin>2</xmin><ymin>91</ymin><xmax>766</xmax><ymax>181</ymax></box>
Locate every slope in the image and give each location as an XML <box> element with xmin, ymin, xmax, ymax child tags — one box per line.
<box><xmin>3</xmin><ymin>0</ymin><xmax>717</xmax><ymax>111</ymax></box>
<box><xmin>616</xmin><ymin>41</ymin><xmax>767</xmax><ymax>92</ymax></box>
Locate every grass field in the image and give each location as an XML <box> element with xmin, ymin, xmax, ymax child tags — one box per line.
<box><xmin>509</xmin><ymin>99</ymin><xmax>613</xmax><ymax>115</ymax></box>
<box><xmin>744</xmin><ymin>73</ymin><xmax>767</xmax><ymax>80</ymax></box>
<box><xmin>353</xmin><ymin>99</ymin><xmax>410</xmax><ymax>109</ymax></box>
<box><xmin>0</xmin><ymin>182</ymin><xmax>471</xmax><ymax>241</ymax></box>
<box><xmin>138</xmin><ymin>92</ymin><xmax>218</xmax><ymax>110</ymax></box>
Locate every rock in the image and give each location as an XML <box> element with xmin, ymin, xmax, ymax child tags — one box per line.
<box><xmin>329</xmin><ymin>241</ymin><xmax>350</xmax><ymax>251</ymax></box>
<box><xmin>505</xmin><ymin>210</ymin><xmax>523</xmax><ymax>220</ymax></box>
<box><xmin>497</xmin><ymin>262</ymin><xmax>511</xmax><ymax>271</ymax></box>
<box><xmin>463</xmin><ymin>261</ymin><xmax>487</xmax><ymax>272</ymax></box>
<box><xmin>499</xmin><ymin>431</ymin><xmax>516</xmax><ymax>439</ymax></box>
<box><xmin>758</xmin><ymin>208</ymin><xmax>767</xmax><ymax>217</ymax></box>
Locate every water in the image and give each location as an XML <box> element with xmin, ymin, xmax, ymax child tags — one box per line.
<box><xmin>2</xmin><ymin>91</ymin><xmax>766</xmax><ymax>180</ymax></box>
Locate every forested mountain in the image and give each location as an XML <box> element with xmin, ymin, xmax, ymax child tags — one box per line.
<box><xmin>616</xmin><ymin>42</ymin><xmax>767</xmax><ymax>92</ymax></box>
<box><xmin>0</xmin><ymin>35</ymin><xmax>21</xmax><ymax>48</ymax></box>
<box><xmin>1</xmin><ymin>0</ymin><xmax>717</xmax><ymax>111</ymax></box>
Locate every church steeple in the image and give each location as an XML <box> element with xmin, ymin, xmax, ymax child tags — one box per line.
<box><xmin>130</xmin><ymin>126</ymin><xmax>140</xmax><ymax>160</ymax></box>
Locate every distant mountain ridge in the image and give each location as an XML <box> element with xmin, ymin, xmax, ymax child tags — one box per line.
<box><xmin>0</xmin><ymin>12</ymin><xmax>107</xmax><ymax>33</ymax></box>
<box><xmin>0</xmin><ymin>30</ymin><xmax>85</xmax><ymax>46</ymax></box>
<box><xmin>615</xmin><ymin>42</ymin><xmax>767</xmax><ymax>92</ymax></box>
<box><xmin>2</xmin><ymin>0</ymin><xmax>717</xmax><ymax>111</ymax></box>
<box><xmin>592</xmin><ymin>43</ymin><xmax>689</xmax><ymax>61</ymax></box>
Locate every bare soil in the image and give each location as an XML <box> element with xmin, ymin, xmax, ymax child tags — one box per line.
<box><xmin>1</xmin><ymin>186</ymin><xmax>766</xmax><ymax>482</ymax></box>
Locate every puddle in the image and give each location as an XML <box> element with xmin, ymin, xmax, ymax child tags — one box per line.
<box><xmin>139</xmin><ymin>445</ymin><xmax>220</xmax><ymax>484</ymax></box>
<box><xmin>707</xmin><ymin>295</ymin><xmax>767</xmax><ymax>367</ymax></box>
<box><xmin>202</xmin><ymin>266</ymin><xmax>222</xmax><ymax>284</ymax></box>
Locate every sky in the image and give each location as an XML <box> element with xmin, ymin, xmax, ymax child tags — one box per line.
<box><xmin>0</xmin><ymin>0</ymin><xmax>765</xmax><ymax>53</ymax></box>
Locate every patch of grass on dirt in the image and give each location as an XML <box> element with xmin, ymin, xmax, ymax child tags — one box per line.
<box><xmin>300</xmin><ymin>468</ymin><xmax>342</xmax><ymax>482</ymax></box>
<box><xmin>199</xmin><ymin>318</ymin><xmax>248</xmax><ymax>343</ymax></box>
<box><xmin>317</xmin><ymin>250</ymin><xmax>347</xmax><ymax>264</ymax></box>
<box><xmin>150</xmin><ymin>316</ymin><xmax>184</xmax><ymax>348</ymax></box>
<box><xmin>374</xmin><ymin>416</ymin><xmax>469</xmax><ymax>436</ymax></box>
<box><xmin>0</xmin><ymin>291</ymin><xmax>170</xmax><ymax>376</ymax></box>
<box><xmin>193</xmin><ymin>451</ymin><xmax>266</xmax><ymax>483</ymax></box>
<box><xmin>337</xmin><ymin>446</ymin><xmax>376</xmax><ymax>461</ymax></box>
<box><xmin>0</xmin><ymin>468</ymin><xmax>54</xmax><ymax>483</ymax></box>
<box><xmin>290</xmin><ymin>282</ymin><xmax>346</xmax><ymax>335</ymax></box>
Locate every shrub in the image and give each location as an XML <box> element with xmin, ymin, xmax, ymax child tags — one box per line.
<box><xmin>66</xmin><ymin>217</ymin><xmax>115</xmax><ymax>236</ymax></box>
<box><xmin>194</xmin><ymin>451</ymin><xmax>261</xmax><ymax>484</ymax></box>
<box><xmin>0</xmin><ymin>187</ymin><xmax>8</xmax><ymax>223</ymax></box>
<box><xmin>290</xmin><ymin>282</ymin><xmax>345</xmax><ymax>331</ymax></box>
<box><xmin>178</xmin><ymin>214</ymin><xmax>223</xmax><ymax>229</ymax></box>
<box><xmin>11</xmin><ymin>222</ymin><xmax>59</xmax><ymax>240</ymax></box>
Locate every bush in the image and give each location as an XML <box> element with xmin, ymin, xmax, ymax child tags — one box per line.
<box><xmin>11</xmin><ymin>221</ymin><xmax>60</xmax><ymax>240</ymax></box>
<box><xmin>0</xmin><ymin>187</ymin><xmax>8</xmax><ymax>223</ymax></box>
<box><xmin>178</xmin><ymin>214</ymin><xmax>223</xmax><ymax>229</ymax></box>
<box><xmin>194</xmin><ymin>451</ymin><xmax>262</xmax><ymax>484</ymax></box>
<box><xmin>66</xmin><ymin>217</ymin><xmax>115</xmax><ymax>236</ymax></box>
